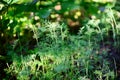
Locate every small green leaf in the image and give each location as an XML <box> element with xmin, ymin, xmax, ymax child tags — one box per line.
<box><xmin>36</xmin><ymin>9</ymin><xmax>51</xmax><ymax>18</ymax></box>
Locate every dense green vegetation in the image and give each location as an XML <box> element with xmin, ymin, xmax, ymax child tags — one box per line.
<box><xmin>0</xmin><ymin>0</ymin><xmax>120</xmax><ymax>80</ymax></box>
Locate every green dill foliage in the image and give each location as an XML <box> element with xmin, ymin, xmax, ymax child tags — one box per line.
<box><xmin>5</xmin><ymin>20</ymin><xmax>115</xmax><ymax>80</ymax></box>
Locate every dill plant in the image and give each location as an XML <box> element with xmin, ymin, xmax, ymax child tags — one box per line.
<box><xmin>5</xmin><ymin>20</ymin><xmax>115</xmax><ymax>80</ymax></box>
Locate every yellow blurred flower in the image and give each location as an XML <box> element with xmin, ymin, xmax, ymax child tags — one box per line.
<box><xmin>76</xmin><ymin>11</ymin><xmax>81</xmax><ymax>16</ymax></box>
